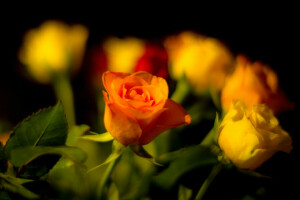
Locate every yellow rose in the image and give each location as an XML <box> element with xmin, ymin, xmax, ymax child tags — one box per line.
<box><xmin>221</xmin><ymin>55</ymin><xmax>294</xmax><ymax>114</ymax></box>
<box><xmin>19</xmin><ymin>20</ymin><xmax>89</xmax><ymax>84</ymax></box>
<box><xmin>102</xmin><ymin>36</ymin><xmax>145</xmax><ymax>73</ymax></box>
<box><xmin>218</xmin><ymin>100</ymin><xmax>293</xmax><ymax>170</ymax></box>
<box><xmin>164</xmin><ymin>31</ymin><xmax>234</xmax><ymax>93</ymax></box>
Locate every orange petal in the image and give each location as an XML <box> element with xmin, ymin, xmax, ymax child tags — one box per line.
<box><xmin>150</xmin><ymin>75</ymin><xmax>169</xmax><ymax>98</ymax></box>
<box><xmin>119</xmin><ymin>100</ymin><xmax>167</xmax><ymax>130</ymax></box>
<box><xmin>104</xmin><ymin>102</ymin><xmax>142</xmax><ymax>145</ymax></box>
<box><xmin>123</xmin><ymin>74</ymin><xmax>150</xmax><ymax>87</ymax></box>
<box><xmin>158</xmin><ymin>99</ymin><xmax>191</xmax><ymax>127</ymax></box>
<box><xmin>137</xmin><ymin>99</ymin><xmax>191</xmax><ymax>145</ymax></box>
<box><xmin>132</xmin><ymin>71</ymin><xmax>154</xmax><ymax>84</ymax></box>
<box><xmin>102</xmin><ymin>71</ymin><xmax>129</xmax><ymax>95</ymax></box>
<box><xmin>102</xmin><ymin>71</ymin><xmax>132</xmax><ymax>106</ymax></box>
<box><xmin>131</xmin><ymin>71</ymin><xmax>169</xmax><ymax>98</ymax></box>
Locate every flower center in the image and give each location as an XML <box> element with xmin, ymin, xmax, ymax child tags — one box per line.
<box><xmin>128</xmin><ymin>89</ymin><xmax>145</xmax><ymax>101</ymax></box>
<box><xmin>119</xmin><ymin>83</ymin><xmax>155</xmax><ymax>107</ymax></box>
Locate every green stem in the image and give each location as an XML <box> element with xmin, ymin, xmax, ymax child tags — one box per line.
<box><xmin>209</xmin><ymin>87</ymin><xmax>221</xmax><ymax>111</ymax></box>
<box><xmin>52</xmin><ymin>75</ymin><xmax>76</xmax><ymax>127</ymax></box>
<box><xmin>170</xmin><ymin>78</ymin><xmax>190</xmax><ymax>104</ymax></box>
<box><xmin>96</xmin><ymin>91</ymin><xmax>106</xmax><ymax>133</ymax></box>
<box><xmin>131</xmin><ymin>166</ymin><xmax>155</xmax><ymax>200</ymax></box>
<box><xmin>195</xmin><ymin>163</ymin><xmax>222</xmax><ymax>200</ymax></box>
<box><xmin>96</xmin><ymin>156</ymin><xmax>120</xmax><ymax>200</ymax></box>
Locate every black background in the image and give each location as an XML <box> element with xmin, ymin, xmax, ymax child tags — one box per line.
<box><xmin>0</xmin><ymin>5</ymin><xmax>299</xmax><ymax>199</ymax></box>
<box><xmin>1</xmin><ymin>6</ymin><xmax>299</xmax><ymax>123</ymax></box>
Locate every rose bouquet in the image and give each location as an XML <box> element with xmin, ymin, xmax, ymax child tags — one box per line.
<box><xmin>0</xmin><ymin>20</ymin><xmax>296</xmax><ymax>200</ymax></box>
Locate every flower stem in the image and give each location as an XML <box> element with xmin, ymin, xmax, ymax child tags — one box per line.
<box><xmin>96</xmin><ymin>156</ymin><xmax>120</xmax><ymax>200</ymax></box>
<box><xmin>171</xmin><ymin>78</ymin><xmax>190</xmax><ymax>104</ymax></box>
<box><xmin>195</xmin><ymin>163</ymin><xmax>222</xmax><ymax>200</ymax></box>
<box><xmin>96</xmin><ymin>91</ymin><xmax>106</xmax><ymax>132</ymax></box>
<box><xmin>52</xmin><ymin>75</ymin><xmax>76</xmax><ymax>127</ymax></box>
<box><xmin>209</xmin><ymin>87</ymin><xmax>221</xmax><ymax>111</ymax></box>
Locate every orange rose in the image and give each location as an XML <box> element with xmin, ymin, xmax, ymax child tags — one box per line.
<box><xmin>102</xmin><ymin>71</ymin><xmax>191</xmax><ymax>145</ymax></box>
<box><xmin>221</xmin><ymin>55</ymin><xmax>294</xmax><ymax>114</ymax></box>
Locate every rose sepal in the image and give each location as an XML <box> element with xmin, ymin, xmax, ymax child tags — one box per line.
<box><xmin>129</xmin><ymin>144</ymin><xmax>163</xmax><ymax>166</ymax></box>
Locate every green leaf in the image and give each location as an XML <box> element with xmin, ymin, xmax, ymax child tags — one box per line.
<box><xmin>237</xmin><ymin>168</ymin><xmax>272</xmax><ymax>179</ymax></box>
<box><xmin>4</xmin><ymin>102</ymin><xmax>68</xmax><ymax>178</ymax></box>
<box><xmin>154</xmin><ymin>145</ymin><xmax>218</xmax><ymax>189</ymax></box>
<box><xmin>0</xmin><ymin>191</ymin><xmax>11</xmax><ymax>200</ymax></box>
<box><xmin>0</xmin><ymin>143</ymin><xmax>7</xmax><ymax>173</ymax></box>
<box><xmin>10</xmin><ymin>146</ymin><xmax>87</xmax><ymax>167</ymax></box>
<box><xmin>48</xmin><ymin>158</ymin><xmax>89</xmax><ymax>198</ymax></box>
<box><xmin>4</xmin><ymin>102</ymin><xmax>68</xmax><ymax>158</ymax></box>
<box><xmin>178</xmin><ymin>185</ymin><xmax>193</xmax><ymax>200</ymax></box>
<box><xmin>107</xmin><ymin>182</ymin><xmax>120</xmax><ymax>200</ymax></box>
<box><xmin>200</xmin><ymin>113</ymin><xmax>221</xmax><ymax>146</ymax></box>
<box><xmin>129</xmin><ymin>145</ymin><xmax>163</xmax><ymax>166</ymax></box>
<box><xmin>67</xmin><ymin>124</ymin><xmax>90</xmax><ymax>145</ymax></box>
<box><xmin>87</xmin><ymin>140</ymin><xmax>126</xmax><ymax>173</ymax></box>
<box><xmin>80</xmin><ymin>131</ymin><xmax>114</xmax><ymax>142</ymax></box>
<box><xmin>16</xmin><ymin>155</ymin><xmax>61</xmax><ymax>179</ymax></box>
<box><xmin>0</xmin><ymin>174</ymin><xmax>39</xmax><ymax>199</ymax></box>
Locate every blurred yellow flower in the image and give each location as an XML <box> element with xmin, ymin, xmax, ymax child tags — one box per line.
<box><xmin>102</xmin><ymin>37</ymin><xmax>145</xmax><ymax>73</ymax></box>
<box><xmin>164</xmin><ymin>31</ymin><xmax>234</xmax><ymax>93</ymax></box>
<box><xmin>218</xmin><ymin>100</ymin><xmax>293</xmax><ymax>170</ymax></box>
<box><xmin>221</xmin><ymin>55</ymin><xmax>294</xmax><ymax>114</ymax></box>
<box><xmin>19</xmin><ymin>20</ymin><xmax>89</xmax><ymax>84</ymax></box>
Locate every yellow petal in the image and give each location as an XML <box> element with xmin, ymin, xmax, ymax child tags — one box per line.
<box><xmin>19</xmin><ymin>20</ymin><xmax>88</xmax><ymax>84</ymax></box>
<box><xmin>218</xmin><ymin>115</ymin><xmax>260</xmax><ymax>169</ymax></box>
<box><xmin>103</xmin><ymin>37</ymin><xmax>145</xmax><ymax>73</ymax></box>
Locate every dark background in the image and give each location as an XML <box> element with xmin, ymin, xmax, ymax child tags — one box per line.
<box><xmin>1</xmin><ymin>6</ymin><xmax>298</xmax><ymax>123</ymax></box>
<box><xmin>0</xmin><ymin>5</ymin><xmax>299</xmax><ymax>199</ymax></box>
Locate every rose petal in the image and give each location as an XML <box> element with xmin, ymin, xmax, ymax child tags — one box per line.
<box><xmin>132</xmin><ymin>71</ymin><xmax>155</xmax><ymax>84</ymax></box>
<box><xmin>218</xmin><ymin>115</ymin><xmax>260</xmax><ymax>169</ymax></box>
<box><xmin>102</xmin><ymin>71</ymin><xmax>130</xmax><ymax>95</ymax></box>
<box><xmin>150</xmin><ymin>75</ymin><xmax>169</xmax><ymax>98</ymax></box>
<box><xmin>236</xmin><ymin>149</ymin><xmax>274</xmax><ymax>170</ymax></box>
<box><xmin>123</xmin><ymin>74</ymin><xmax>150</xmax><ymax>87</ymax></box>
<box><xmin>104</xmin><ymin>102</ymin><xmax>142</xmax><ymax>145</ymax></box>
<box><xmin>221</xmin><ymin>55</ymin><xmax>293</xmax><ymax>114</ymax></box>
<box><xmin>218</xmin><ymin>99</ymin><xmax>293</xmax><ymax>170</ymax></box>
<box><xmin>131</xmin><ymin>71</ymin><xmax>169</xmax><ymax>98</ymax></box>
<box><xmin>158</xmin><ymin>99</ymin><xmax>191</xmax><ymax>126</ymax></box>
<box><xmin>118</xmin><ymin>101</ymin><xmax>167</xmax><ymax>131</ymax></box>
<box><xmin>125</xmin><ymin>85</ymin><xmax>166</xmax><ymax>108</ymax></box>
<box><xmin>102</xmin><ymin>71</ymin><xmax>130</xmax><ymax>104</ymax></box>
<box><xmin>137</xmin><ymin>99</ymin><xmax>191</xmax><ymax>145</ymax></box>
<box><xmin>105</xmin><ymin>85</ymin><xmax>168</xmax><ymax>132</ymax></box>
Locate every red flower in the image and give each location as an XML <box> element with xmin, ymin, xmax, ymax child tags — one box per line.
<box><xmin>134</xmin><ymin>43</ymin><xmax>169</xmax><ymax>79</ymax></box>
